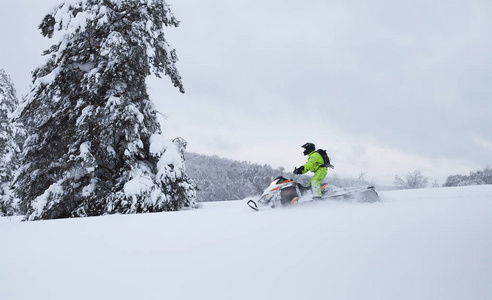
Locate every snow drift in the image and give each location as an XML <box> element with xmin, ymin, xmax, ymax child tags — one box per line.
<box><xmin>1</xmin><ymin>185</ymin><xmax>491</xmax><ymax>300</ymax></box>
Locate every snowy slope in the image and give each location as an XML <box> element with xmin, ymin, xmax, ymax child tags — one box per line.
<box><xmin>1</xmin><ymin>185</ymin><xmax>491</xmax><ymax>300</ymax></box>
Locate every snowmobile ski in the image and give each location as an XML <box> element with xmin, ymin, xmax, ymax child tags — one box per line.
<box><xmin>247</xmin><ymin>200</ymin><xmax>259</xmax><ymax>211</ymax></box>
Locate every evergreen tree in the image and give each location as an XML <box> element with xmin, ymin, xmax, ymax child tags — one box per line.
<box><xmin>0</xmin><ymin>69</ymin><xmax>24</xmax><ymax>216</ymax></box>
<box><xmin>15</xmin><ymin>0</ymin><xmax>196</xmax><ymax>220</ymax></box>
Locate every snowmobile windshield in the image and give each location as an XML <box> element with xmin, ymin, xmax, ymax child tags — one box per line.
<box><xmin>273</xmin><ymin>176</ymin><xmax>287</xmax><ymax>185</ymax></box>
<box><xmin>268</xmin><ymin>179</ymin><xmax>280</xmax><ymax>188</ymax></box>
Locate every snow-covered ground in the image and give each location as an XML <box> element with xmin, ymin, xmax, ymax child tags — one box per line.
<box><xmin>1</xmin><ymin>185</ymin><xmax>491</xmax><ymax>300</ymax></box>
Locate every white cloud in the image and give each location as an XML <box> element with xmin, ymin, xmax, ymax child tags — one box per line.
<box><xmin>474</xmin><ymin>135</ymin><xmax>492</xmax><ymax>154</ymax></box>
<box><xmin>1</xmin><ymin>0</ymin><xmax>491</xmax><ymax>186</ymax></box>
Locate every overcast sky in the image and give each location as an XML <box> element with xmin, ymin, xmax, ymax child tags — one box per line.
<box><xmin>1</xmin><ymin>0</ymin><xmax>491</xmax><ymax>185</ymax></box>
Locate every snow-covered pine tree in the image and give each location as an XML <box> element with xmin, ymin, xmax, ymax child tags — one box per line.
<box><xmin>0</xmin><ymin>69</ymin><xmax>24</xmax><ymax>216</ymax></box>
<box><xmin>15</xmin><ymin>0</ymin><xmax>196</xmax><ymax>220</ymax></box>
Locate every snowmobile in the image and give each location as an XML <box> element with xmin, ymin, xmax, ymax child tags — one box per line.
<box><xmin>247</xmin><ymin>176</ymin><xmax>379</xmax><ymax>211</ymax></box>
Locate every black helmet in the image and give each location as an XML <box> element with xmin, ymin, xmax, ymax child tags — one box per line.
<box><xmin>302</xmin><ymin>143</ymin><xmax>315</xmax><ymax>156</ymax></box>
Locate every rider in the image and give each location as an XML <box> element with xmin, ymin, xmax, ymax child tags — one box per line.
<box><xmin>294</xmin><ymin>143</ymin><xmax>327</xmax><ymax>198</ymax></box>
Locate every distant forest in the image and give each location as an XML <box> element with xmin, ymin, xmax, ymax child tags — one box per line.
<box><xmin>185</xmin><ymin>153</ymin><xmax>492</xmax><ymax>202</ymax></box>
<box><xmin>185</xmin><ymin>152</ymin><xmax>283</xmax><ymax>202</ymax></box>
<box><xmin>444</xmin><ymin>166</ymin><xmax>492</xmax><ymax>187</ymax></box>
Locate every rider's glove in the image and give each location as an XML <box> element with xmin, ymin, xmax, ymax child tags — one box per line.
<box><xmin>293</xmin><ymin>166</ymin><xmax>304</xmax><ymax>174</ymax></box>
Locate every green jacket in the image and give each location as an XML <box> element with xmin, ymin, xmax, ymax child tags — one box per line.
<box><xmin>302</xmin><ymin>151</ymin><xmax>326</xmax><ymax>173</ymax></box>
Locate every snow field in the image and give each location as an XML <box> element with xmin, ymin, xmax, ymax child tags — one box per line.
<box><xmin>1</xmin><ymin>185</ymin><xmax>491</xmax><ymax>300</ymax></box>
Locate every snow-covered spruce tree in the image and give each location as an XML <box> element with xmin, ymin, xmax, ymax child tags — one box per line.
<box><xmin>0</xmin><ymin>69</ymin><xmax>24</xmax><ymax>216</ymax></box>
<box><xmin>15</xmin><ymin>0</ymin><xmax>196</xmax><ymax>220</ymax></box>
